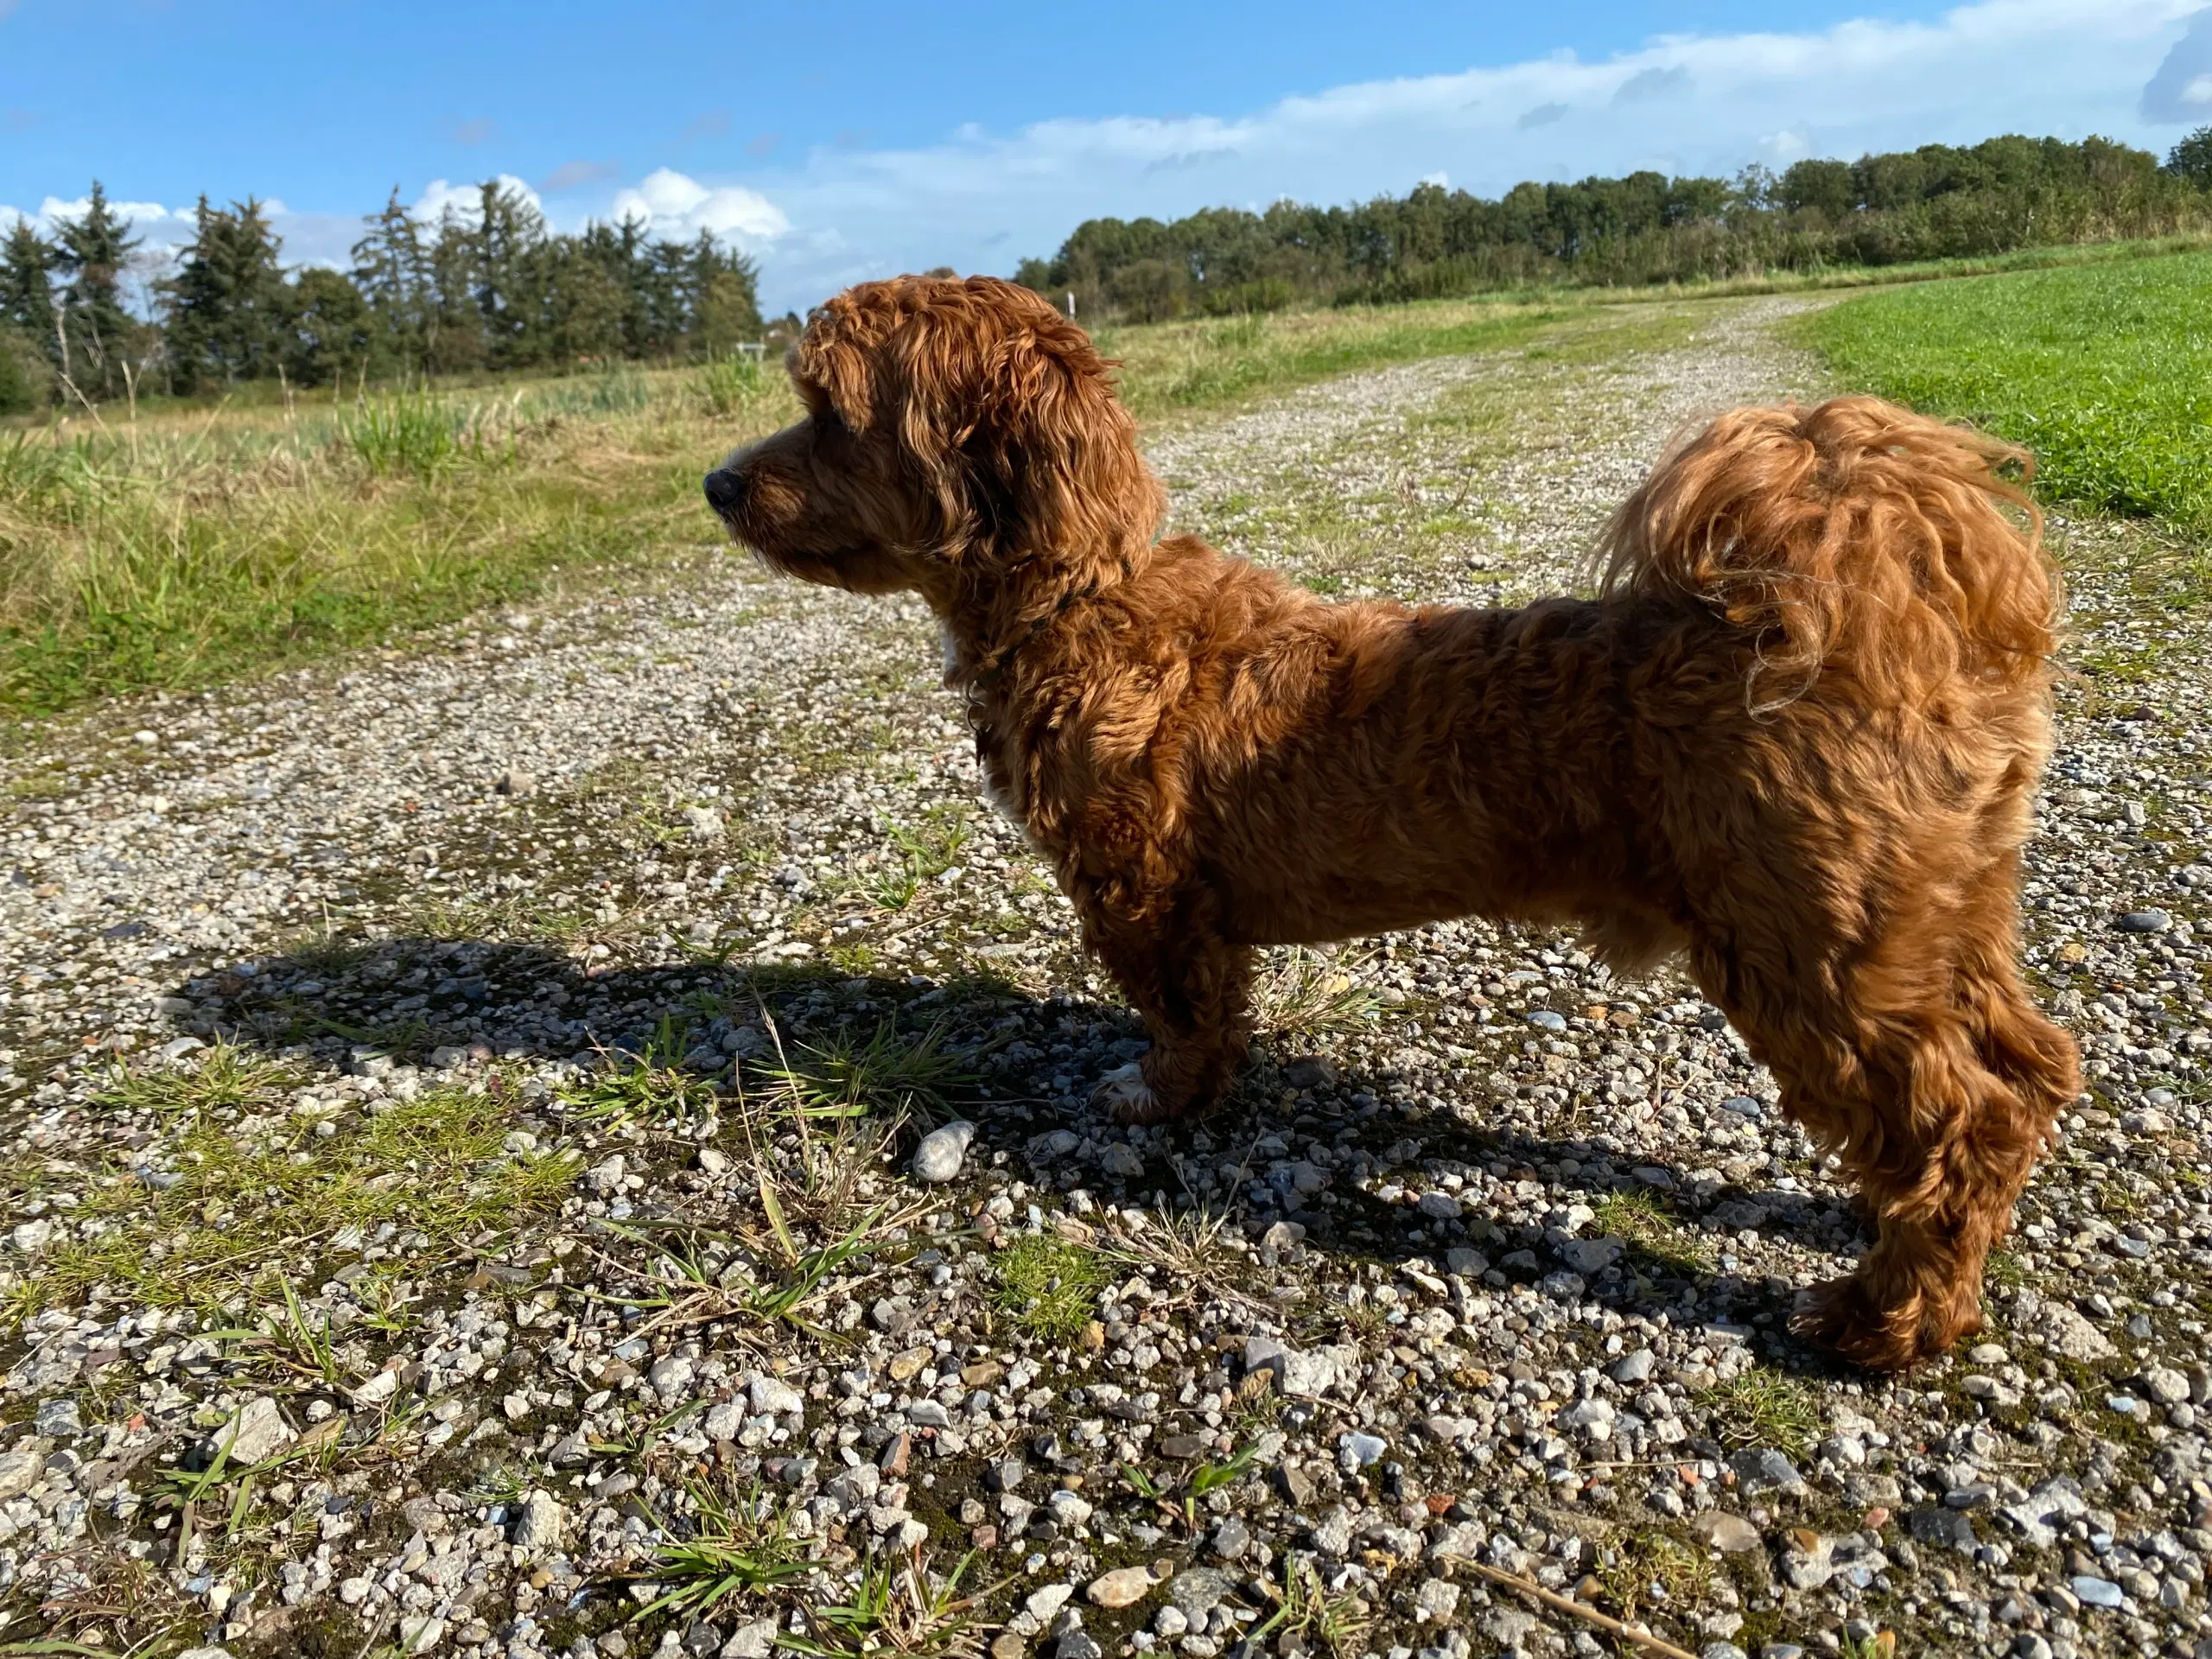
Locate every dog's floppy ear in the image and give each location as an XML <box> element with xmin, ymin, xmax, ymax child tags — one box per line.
<box><xmin>955</xmin><ymin>281</ymin><xmax>1164</xmax><ymax>566</ymax></box>
<box><xmin>792</xmin><ymin>286</ymin><xmax>896</xmax><ymax>435</ymax></box>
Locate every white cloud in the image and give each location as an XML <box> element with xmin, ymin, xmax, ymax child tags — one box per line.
<box><xmin>607</xmin><ymin>167</ymin><xmax>790</xmax><ymax>243</ymax></box>
<box><xmin>38</xmin><ymin>194</ymin><xmax>177</xmax><ymax>224</ymax></box>
<box><xmin>713</xmin><ymin>0</ymin><xmax>2202</xmax><ymax>311</ymax></box>
<box><xmin>410</xmin><ymin>174</ymin><xmax>543</xmax><ymax>225</ymax></box>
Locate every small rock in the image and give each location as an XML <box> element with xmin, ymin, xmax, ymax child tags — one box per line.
<box><xmin>1025</xmin><ymin>1583</ymin><xmax>1075</xmax><ymax>1624</ymax></box>
<box><xmin>1166</xmin><ymin>1567</ymin><xmax>1235</xmax><ymax>1615</ymax></box>
<box><xmin>1086</xmin><ymin>1566</ymin><xmax>1155</xmax><ymax>1608</ymax></box>
<box><xmin>683</xmin><ymin>804</ymin><xmax>726</xmax><ymax>843</ymax></box>
<box><xmin>721</xmin><ymin>1621</ymin><xmax>779</xmax><ymax>1659</ymax></box>
<box><xmin>1693</xmin><ymin>1511</ymin><xmax>1762</xmax><ymax>1554</ymax></box>
<box><xmin>2117</xmin><ymin>910</ymin><xmax>2172</xmax><ymax>934</ymax></box>
<box><xmin>1728</xmin><ymin>1449</ymin><xmax>1804</xmax><ymax>1495</ymax></box>
<box><xmin>1610</xmin><ymin>1349</ymin><xmax>1656</xmax><ymax>1384</ymax></box>
<box><xmin>512</xmin><ymin>1491</ymin><xmax>565</xmax><ymax>1557</ymax></box>
<box><xmin>1312</xmin><ymin>1506</ymin><xmax>1356</xmax><ymax>1555</ymax></box>
<box><xmin>1414</xmin><ymin>1578</ymin><xmax>1462</xmax><ymax>1622</ymax></box>
<box><xmin>1099</xmin><ymin>1142</ymin><xmax>1145</xmax><ymax>1179</ymax></box>
<box><xmin>2144</xmin><ymin>1365</ymin><xmax>2191</xmax><ymax>1405</ymax></box>
<box><xmin>0</xmin><ymin>1440</ymin><xmax>52</xmax><ymax>1500</ymax></box>
<box><xmin>9</xmin><ymin>1219</ymin><xmax>54</xmax><ymax>1255</ymax></box>
<box><xmin>398</xmin><ymin>1614</ymin><xmax>445</xmax><ymax>1654</ymax></box>
<box><xmin>1211</xmin><ymin>1516</ymin><xmax>1250</xmax><ymax>1559</ymax></box>
<box><xmin>1417</xmin><ymin>1191</ymin><xmax>1462</xmax><ymax>1220</ymax></box>
<box><xmin>494</xmin><ymin>767</ymin><xmax>536</xmax><ymax>798</ymax></box>
<box><xmin>912</xmin><ymin>1121</ymin><xmax>977</xmax><ymax>1184</ymax></box>
<box><xmin>208</xmin><ymin>1396</ymin><xmax>294</xmax><ymax>1466</ymax></box>
<box><xmin>2071</xmin><ymin>1575</ymin><xmax>2126</xmax><ymax>1609</ymax></box>
<box><xmin>1558</xmin><ymin>1236</ymin><xmax>1623</xmax><ymax>1274</ymax></box>
<box><xmin>749</xmin><ymin>1373</ymin><xmax>805</xmax><ymax>1415</ymax></box>
<box><xmin>1339</xmin><ymin>1431</ymin><xmax>1388</xmax><ymax>1467</ymax></box>
<box><xmin>2041</xmin><ymin>1304</ymin><xmax>2119</xmax><ymax>1362</ymax></box>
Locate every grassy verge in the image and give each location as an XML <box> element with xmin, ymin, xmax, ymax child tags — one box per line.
<box><xmin>0</xmin><ymin>364</ymin><xmax>801</xmax><ymax>717</ymax></box>
<box><xmin>1796</xmin><ymin>248</ymin><xmax>2212</xmax><ymax>537</ymax></box>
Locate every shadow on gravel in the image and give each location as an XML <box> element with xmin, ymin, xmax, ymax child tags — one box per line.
<box><xmin>175</xmin><ymin>933</ymin><xmax>1860</xmax><ymax>1376</ymax></box>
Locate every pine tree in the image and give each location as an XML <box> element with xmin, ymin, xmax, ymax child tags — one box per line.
<box><xmin>50</xmin><ymin>181</ymin><xmax>146</xmax><ymax>397</ymax></box>
<box><xmin>1</xmin><ymin>216</ymin><xmax>59</xmax><ymax>359</ymax></box>
<box><xmin>474</xmin><ymin>179</ymin><xmax>549</xmax><ymax>368</ymax></box>
<box><xmin>351</xmin><ymin>188</ymin><xmax>431</xmax><ymax>374</ymax></box>
<box><xmin>284</xmin><ymin>267</ymin><xmax>375</xmax><ymax>385</ymax></box>
<box><xmin>162</xmin><ymin>196</ymin><xmax>287</xmax><ymax>390</ymax></box>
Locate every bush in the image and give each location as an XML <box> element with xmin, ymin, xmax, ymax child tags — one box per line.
<box><xmin>0</xmin><ymin>329</ymin><xmax>49</xmax><ymax>416</ymax></box>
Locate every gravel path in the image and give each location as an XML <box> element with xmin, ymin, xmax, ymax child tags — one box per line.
<box><xmin>6</xmin><ymin>297</ymin><xmax>2212</xmax><ymax>1659</ymax></box>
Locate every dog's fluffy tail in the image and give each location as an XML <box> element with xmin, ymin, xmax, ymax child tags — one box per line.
<box><xmin>1598</xmin><ymin>395</ymin><xmax>2061</xmax><ymax>712</ymax></box>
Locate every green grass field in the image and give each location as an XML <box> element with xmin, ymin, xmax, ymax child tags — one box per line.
<box><xmin>1800</xmin><ymin>248</ymin><xmax>2212</xmax><ymax>537</ymax></box>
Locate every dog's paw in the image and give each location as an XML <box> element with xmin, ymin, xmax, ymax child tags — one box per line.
<box><xmin>1092</xmin><ymin>1061</ymin><xmax>1170</xmax><ymax>1126</ymax></box>
<box><xmin>1790</xmin><ymin>1274</ymin><xmax>1961</xmax><ymax>1373</ymax></box>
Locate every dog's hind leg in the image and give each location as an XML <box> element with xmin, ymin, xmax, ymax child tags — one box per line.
<box><xmin>1691</xmin><ymin>853</ymin><xmax>2076</xmax><ymax>1372</ymax></box>
<box><xmin>1078</xmin><ymin>898</ymin><xmax>1254</xmax><ymax>1126</ymax></box>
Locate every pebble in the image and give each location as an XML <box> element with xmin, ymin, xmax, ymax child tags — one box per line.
<box><xmin>1087</xmin><ymin>1565</ymin><xmax>1156</xmax><ymax>1608</ymax></box>
<box><xmin>912</xmin><ymin>1119</ymin><xmax>977</xmax><ymax>1183</ymax></box>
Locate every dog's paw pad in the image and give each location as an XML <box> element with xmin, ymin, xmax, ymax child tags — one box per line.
<box><xmin>1092</xmin><ymin>1061</ymin><xmax>1165</xmax><ymax>1124</ymax></box>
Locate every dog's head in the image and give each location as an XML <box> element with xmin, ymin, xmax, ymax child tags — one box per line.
<box><xmin>703</xmin><ymin>276</ymin><xmax>1161</xmax><ymax>607</ymax></box>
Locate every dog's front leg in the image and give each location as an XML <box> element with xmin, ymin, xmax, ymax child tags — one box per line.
<box><xmin>1079</xmin><ymin>908</ymin><xmax>1254</xmax><ymax>1126</ymax></box>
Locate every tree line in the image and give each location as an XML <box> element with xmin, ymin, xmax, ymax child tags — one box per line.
<box><xmin>1016</xmin><ymin>130</ymin><xmax>2212</xmax><ymax>322</ymax></box>
<box><xmin>0</xmin><ymin>181</ymin><xmax>766</xmax><ymax>412</ymax></box>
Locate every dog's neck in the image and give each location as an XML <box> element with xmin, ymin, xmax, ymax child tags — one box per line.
<box><xmin>932</xmin><ymin>535</ymin><xmax>1148</xmax><ymax>696</ymax></box>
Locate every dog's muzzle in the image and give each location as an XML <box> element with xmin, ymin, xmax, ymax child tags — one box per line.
<box><xmin>702</xmin><ymin>467</ymin><xmax>745</xmax><ymax>518</ymax></box>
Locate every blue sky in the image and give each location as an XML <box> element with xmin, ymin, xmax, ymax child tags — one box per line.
<box><xmin>3</xmin><ymin>0</ymin><xmax>2209</xmax><ymax>314</ymax></box>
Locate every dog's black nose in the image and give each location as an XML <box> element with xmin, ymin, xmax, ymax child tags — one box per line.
<box><xmin>703</xmin><ymin>468</ymin><xmax>743</xmax><ymax>513</ymax></box>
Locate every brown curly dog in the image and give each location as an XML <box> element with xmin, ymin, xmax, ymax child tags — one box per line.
<box><xmin>704</xmin><ymin>274</ymin><xmax>2081</xmax><ymax>1372</ymax></box>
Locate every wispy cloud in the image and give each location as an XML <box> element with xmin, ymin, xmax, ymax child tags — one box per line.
<box><xmin>683</xmin><ymin>109</ymin><xmax>731</xmax><ymax>143</ymax></box>
<box><xmin>540</xmin><ymin>158</ymin><xmax>620</xmax><ymax>193</ymax></box>
<box><xmin>448</xmin><ymin>118</ymin><xmax>498</xmax><ymax>147</ymax></box>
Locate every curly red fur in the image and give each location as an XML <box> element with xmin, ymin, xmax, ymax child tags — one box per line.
<box><xmin>708</xmin><ymin>275</ymin><xmax>2081</xmax><ymax>1372</ymax></box>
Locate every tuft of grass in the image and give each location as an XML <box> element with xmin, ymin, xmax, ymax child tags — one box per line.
<box><xmin>560</xmin><ymin>1016</ymin><xmax>721</xmax><ymax>1126</ymax></box>
<box><xmin>1697</xmin><ymin>1370</ymin><xmax>1824</xmax><ymax>1459</ymax></box>
<box><xmin>1590</xmin><ymin>1529</ymin><xmax>1714</xmax><ymax>1627</ymax></box>
<box><xmin>785</xmin><ymin>1547</ymin><xmax>988</xmax><ymax>1659</ymax></box>
<box><xmin>1591</xmin><ymin>1190</ymin><xmax>1715</xmax><ymax>1277</ymax></box>
<box><xmin>339</xmin><ymin>387</ymin><xmax>462</xmax><ymax>476</ymax></box>
<box><xmin>695</xmin><ymin>352</ymin><xmax>766</xmax><ymax>416</ymax></box>
<box><xmin>1253</xmin><ymin>1555</ymin><xmax>1371</xmax><ymax>1657</ymax></box>
<box><xmin>757</xmin><ymin>1018</ymin><xmax>970</xmax><ymax>1122</ymax></box>
<box><xmin>634</xmin><ymin>1478</ymin><xmax>808</xmax><ymax>1621</ymax></box>
<box><xmin>864</xmin><ymin>806</ymin><xmax>973</xmax><ymax>912</ymax></box>
<box><xmin>1799</xmin><ymin>250</ymin><xmax>2212</xmax><ymax>538</ymax></box>
<box><xmin>993</xmin><ymin>1236</ymin><xmax>1111</xmax><ymax>1344</ymax></box>
<box><xmin>1250</xmin><ymin>946</ymin><xmax>1381</xmax><ymax>1037</ymax></box>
